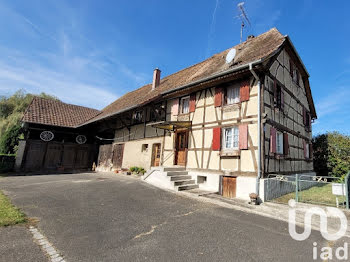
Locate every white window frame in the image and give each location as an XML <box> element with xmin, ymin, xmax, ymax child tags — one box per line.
<box><xmin>223</xmin><ymin>126</ymin><xmax>239</xmax><ymax>150</ymax></box>
<box><xmin>276</xmin><ymin>131</ymin><xmax>284</xmax><ymax>154</ymax></box>
<box><xmin>226</xmin><ymin>85</ymin><xmax>240</xmax><ymax>105</ymax></box>
<box><xmin>180</xmin><ymin>96</ymin><xmax>190</xmax><ymax>114</ymax></box>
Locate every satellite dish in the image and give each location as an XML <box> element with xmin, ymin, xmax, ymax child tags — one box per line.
<box><xmin>226</xmin><ymin>48</ymin><xmax>236</xmax><ymax>64</ymax></box>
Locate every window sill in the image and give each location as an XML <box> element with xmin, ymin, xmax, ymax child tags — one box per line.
<box><xmin>220</xmin><ymin>150</ymin><xmax>240</xmax><ymax>157</ymax></box>
<box><xmin>222</xmin><ymin>103</ymin><xmax>241</xmax><ymax>112</ymax></box>
<box><xmin>275</xmin><ymin>154</ymin><xmax>285</xmax><ymax>159</ymax></box>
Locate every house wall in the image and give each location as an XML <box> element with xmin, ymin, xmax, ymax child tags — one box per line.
<box><xmin>263</xmin><ymin>48</ymin><xmax>314</xmax><ymax>176</ymax></box>
<box><xmin>162</xmin><ymin>78</ymin><xmax>260</xmax><ymax>196</ymax></box>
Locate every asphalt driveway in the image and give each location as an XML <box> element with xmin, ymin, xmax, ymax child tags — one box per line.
<box><xmin>0</xmin><ymin>172</ymin><xmax>329</xmax><ymax>261</ymax></box>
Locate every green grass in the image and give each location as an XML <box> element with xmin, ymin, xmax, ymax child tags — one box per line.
<box><xmin>0</xmin><ymin>191</ymin><xmax>26</xmax><ymax>226</ymax></box>
<box><xmin>274</xmin><ymin>184</ymin><xmax>345</xmax><ymax>207</ymax></box>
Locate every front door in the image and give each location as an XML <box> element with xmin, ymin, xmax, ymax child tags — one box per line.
<box><xmin>151</xmin><ymin>143</ymin><xmax>161</xmax><ymax>167</ymax></box>
<box><xmin>175</xmin><ymin>131</ymin><xmax>188</xmax><ymax>166</ymax></box>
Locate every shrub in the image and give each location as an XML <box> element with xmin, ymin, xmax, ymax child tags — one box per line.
<box><xmin>313</xmin><ymin>132</ymin><xmax>350</xmax><ymax>180</ymax></box>
<box><xmin>129</xmin><ymin>166</ymin><xmax>138</xmax><ymax>173</ymax></box>
<box><xmin>129</xmin><ymin>166</ymin><xmax>146</xmax><ymax>175</ymax></box>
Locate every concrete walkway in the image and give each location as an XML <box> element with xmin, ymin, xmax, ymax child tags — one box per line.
<box><xmin>182</xmin><ymin>189</ymin><xmax>350</xmax><ymax>238</ymax></box>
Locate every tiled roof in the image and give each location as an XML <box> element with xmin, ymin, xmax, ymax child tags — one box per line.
<box><xmin>85</xmin><ymin>28</ymin><xmax>286</xmax><ymax>124</ymax></box>
<box><xmin>22</xmin><ymin>97</ymin><xmax>101</xmax><ymax>128</ymax></box>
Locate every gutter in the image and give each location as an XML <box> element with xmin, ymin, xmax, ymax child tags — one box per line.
<box><xmin>249</xmin><ymin>63</ymin><xmax>262</xmax><ymax>198</ymax></box>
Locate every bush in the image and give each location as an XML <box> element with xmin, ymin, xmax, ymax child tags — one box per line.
<box><xmin>129</xmin><ymin>166</ymin><xmax>146</xmax><ymax>175</ymax></box>
<box><xmin>0</xmin><ymin>154</ymin><xmax>15</xmax><ymax>173</ymax></box>
<box><xmin>313</xmin><ymin>132</ymin><xmax>350</xmax><ymax>180</ymax></box>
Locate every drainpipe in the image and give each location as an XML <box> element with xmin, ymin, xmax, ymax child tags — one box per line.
<box><xmin>249</xmin><ymin>63</ymin><xmax>262</xmax><ymax>197</ymax></box>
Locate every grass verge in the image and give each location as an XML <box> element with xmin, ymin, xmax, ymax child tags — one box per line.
<box><xmin>0</xmin><ymin>191</ymin><xmax>26</xmax><ymax>226</ymax></box>
<box><xmin>274</xmin><ymin>184</ymin><xmax>345</xmax><ymax>207</ymax></box>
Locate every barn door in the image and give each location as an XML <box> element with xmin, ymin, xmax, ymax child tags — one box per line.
<box><xmin>112</xmin><ymin>144</ymin><xmax>124</xmax><ymax>169</ymax></box>
<box><xmin>23</xmin><ymin>141</ymin><xmax>46</xmax><ymax>171</ymax></box>
<box><xmin>61</xmin><ymin>144</ymin><xmax>76</xmax><ymax>169</ymax></box>
<box><xmin>75</xmin><ymin>145</ymin><xmax>90</xmax><ymax>169</ymax></box>
<box><xmin>98</xmin><ymin>144</ymin><xmax>113</xmax><ymax>168</ymax></box>
<box><xmin>222</xmin><ymin>176</ymin><xmax>237</xmax><ymax>198</ymax></box>
<box><xmin>44</xmin><ymin>143</ymin><xmax>63</xmax><ymax>170</ymax></box>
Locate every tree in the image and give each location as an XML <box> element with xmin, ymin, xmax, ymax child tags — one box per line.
<box><xmin>0</xmin><ymin>90</ymin><xmax>58</xmax><ymax>155</ymax></box>
<box><xmin>0</xmin><ymin>124</ymin><xmax>22</xmax><ymax>154</ymax></box>
<box><xmin>313</xmin><ymin>132</ymin><xmax>350</xmax><ymax>180</ymax></box>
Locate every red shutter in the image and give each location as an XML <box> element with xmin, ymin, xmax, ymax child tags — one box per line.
<box><xmin>308</xmin><ymin>113</ymin><xmax>312</xmax><ymax>129</ymax></box>
<box><xmin>303</xmin><ymin>140</ymin><xmax>307</xmax><ymax>158</ymax></box>
<box><xmin>172</xmin><ymin>99</ymin><xmax>179</xmax><ymax>116</ymax></box>
<box><xmin>283</xmin><ymin>132</ymin><xmax>289</xmax><ymax>155</ymax></box>
<box><xmin>270</xmin><ymin>127</ymin><xmax>276</xmax><ymax>153</ymax></box>
<box><xmin>240</xmin><ymin>81</ymin><xmax>250</xmax><ymax>102</ymax></box>
<box><xmin>281</xmin><ymin>91</ymin><xmax>285</xmax><ymax>111</ymax></box>
<box><xmin>239</xmin><ymin>124</ymin><xmax>248</xmax><ymax>150</ymax></box>
<box><xmin>189</xmin><ymin>93</ymin><xmax>196</xmax><ymax>113</ymax></box>
<box><xmin>273</xmin><ymin>79</ymin><xmax>277</xmax><ymax>107</ymax></box>
<box><xmin>212</xmin><ymin>127</ymin><xmax>221</xmax><ymax>151</ymax></box>
<box><xmin>214</xmin><ymin>87</ymin><xmax>223</xmax><ymax>107</ymax></box>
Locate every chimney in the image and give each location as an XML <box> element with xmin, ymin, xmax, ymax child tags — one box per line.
<box><xmin>152</xmin><ymin>68</ymin><xmax>161</xmax><ymax>90</ymax></box>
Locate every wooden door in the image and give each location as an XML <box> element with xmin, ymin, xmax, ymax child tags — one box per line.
<box><xmin>75</xmin><ymin>146</ymin><xmax>90</xmax><ymax>169</ymax></box>
<box><xmin>98</xmin><ymin>144</ymin><xmax>113</xmax><ymax>168</ymax></box>
<box><xmin>175</xmin><ymin>131</ymin><xmax>188</xmax><ymax>166</ymax></box>
<box><xmin>44</xmin><ymin>143</ymin><xmax>63</xmax><ymax>169</ymax></box>
<box><xmin>61</xmin><ymin>144</ymin><xmax>76</xmax><ymax>169</ymax></box>
<box><xmin>151</xmin><ymin>143</ymin><xmax>161</xmax><ymax>167</ymax></box>
<box><xmin>112</xmin><ymin>144</ymin><xmax>124</xmax><ymax>169</ymax></box>
<box><xmin>222</xmin><ymin>176</ymin><xmax>237</xmax><ymax>198</ymax></box>
<box><xmin>23</xmin><ymin>141</ymin><xmax>46</xmax><ymax>171</ymax></box>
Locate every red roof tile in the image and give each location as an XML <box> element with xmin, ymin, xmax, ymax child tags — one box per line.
<box><xmin>22</xmin><ymin>97</ymin><xmax>100</xmax><ymax>128</ymax></box>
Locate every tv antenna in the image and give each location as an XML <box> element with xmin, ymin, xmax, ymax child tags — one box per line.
<box><xmin>237</xmin><ymin>2</ymin><xmax>251</xmax><ymax>43</ymax></box>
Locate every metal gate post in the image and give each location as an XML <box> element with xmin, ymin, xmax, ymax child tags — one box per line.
<box><xmin>346</xmin><ymin>172</ymin><xmax>350</xmax><ymax>210</ymax></box>
<box><xmin>295</xmin><ymin>174</ymin><xmax>299</xmax><ymax>202</ymax></box>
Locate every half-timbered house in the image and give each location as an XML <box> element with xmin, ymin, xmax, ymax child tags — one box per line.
<box><xmin>17</xmin><ymin>28</ymin><xmax>317</xmax><ymax>200</ymax></box>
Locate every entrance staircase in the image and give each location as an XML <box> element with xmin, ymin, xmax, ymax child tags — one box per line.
<box><xmin>142</xmin><ymin>166</ymin><xmax>199</xmax><ymax>191</ymax></box>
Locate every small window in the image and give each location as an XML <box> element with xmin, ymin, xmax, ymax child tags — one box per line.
<box><xmin>225</xmin><ymin>86</ymin><xmax>240</xmax><ymax>105</ymax></box>
<box><xmin>223</xmin><ymin>127</ymin><xmax>239</xmax><ymax>150</ymax></box>
<box><xmin>141</xmin><ymin>144</ymin><xmax>148</xmax><ymax>152</ymax></box>
<box><xmin>180</xmin><ymin>96</ymin><xmax>190</xmax><ymax>114</ymax></box>
<box><xmin>133</xmin><ymin>110</ymin><xmax>143</xmax><ymax>123</ymax></box>
<box><xmin>305</xmin><ymin>111</ymin><xmax>311</xmax><ymax>129</ymax></box>
<box><xmin>197</xmin><ymin>176</ymin><xmax>207</xmax><ymax>184</ymax></box>
<box><xmin>276</xmin><ymin>131</ymin><xmax>284</xmax><ymax>154</ymax></box>
<box><xmin>275</xmin><ymin>84</ymin><xmax>282</xmax><ymax>110</ymax></box>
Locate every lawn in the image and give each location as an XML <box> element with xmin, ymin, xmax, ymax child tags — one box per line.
<box><xmin>0</xmin><ymin>191</ymin><xmax>26</xmax><ymax>226</ymax></box>
<box><xmin>274</xmin><ymin>184</ymin><xmax>346</xmax><ymax>207</ymax></box>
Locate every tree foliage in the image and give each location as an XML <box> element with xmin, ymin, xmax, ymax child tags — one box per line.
<box><xmin>0</xmin><ymin>90</ymin><xmax>58</xmax><ymax>154</ymax></box>
<box><xmin>313</xmin><ymin>132</ymin><xmax>350</xmax><ymax>180</ymax></box>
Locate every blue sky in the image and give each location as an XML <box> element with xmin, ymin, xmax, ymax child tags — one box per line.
<box><xmin>0</xmin><ymin>0</ymin><xmax>349</xmax><ymax>135</ymax></box>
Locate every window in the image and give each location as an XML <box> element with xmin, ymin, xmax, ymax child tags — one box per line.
<box><xmin>133</xmin><ymin>110</ymin><xmax>143</xmax><ymax>123</ymax></box>
<box><xmin>180</xmin><ymin>96</ymin><xmax>190</xmax><ymax>114</ymax></box>
<box><xmin>275</xmin><ymin>84</ymin><xmax>282</xmax><ymax>109</ymax></box>
<box><xmin>225</xmin><ymin>86</ymin><xmax>240</xmax><ymax>105</ymax></box>
<box><xmin>276</xmin><ymin>131</ymin><xmax>284</xmax><ymax>154</ymax></box>
<box><xmin>141</xmin><ymin>144</ymin><xmax>148</xmax><ymax>152</ymax></box>
<box><xmin>305</xmin><ymin>111</ymin><xmax>311</xmax><ymax>129</ymax></box>
<box><xmin>290</xmin><ymin>61</ymin><xmax>300</xmax><ymax>85</ymax></box>
<box><xmin>305</xmin><ymin>143</ymin><xmax>310</xmax><ymax>159</ymax></box>
<box><xmin>223</xmin><ymin>127</ymin><xmax>239</xmax><ymax>150</ymax></box>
